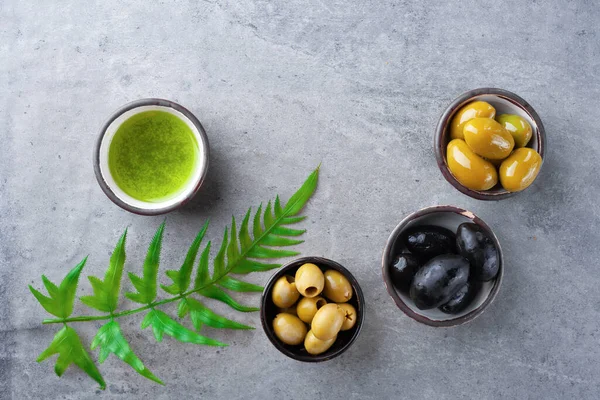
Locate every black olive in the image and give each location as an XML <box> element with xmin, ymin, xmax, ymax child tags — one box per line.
<box><xmin>403</xmin><ymin>225</ymin><xmax>456</xmax><ymax>259</ymax></box>
<box><xmin>409</xmin><ymin>254</ymin><xmax>470</xmax><ymax>310</ymax></box>
<box><xmin>456</xmin><ymin>223</ymin><xmax>499</xmax><ymax>281</ymax></box>
<box><xmin>389</xmin><ymin>253</ymin><xmax>421</xmax><ymax>293</ymax></box>
<box><xmin>439</xmin><ymin>281</ymin><xmax>480</xmax><ymax>314</ymax></box>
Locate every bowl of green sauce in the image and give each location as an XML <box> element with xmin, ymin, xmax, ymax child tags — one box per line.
<box><xmin>94</xmin><ymin>98</ymin><xmax>209</xmax><ymax>215</ymax></box>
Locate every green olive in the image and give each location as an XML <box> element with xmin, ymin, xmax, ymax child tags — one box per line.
<box><xmin>296</xmin><ymin>296</ymin><xmax>327</xmax><ymax>324</ymax></box>
<box><xmin>295</xmin><ymin>263</ymin><xmax>324</xmax><ymax>298</ymax></box>
<box><xmin>304</xmin><ymin>330</ymin><xmax>337</xmax><ymax>355</ymax></box>
<box><xmin>272</xmin><ymin>313</ymin><xmax>307</xmax><ymax>345</ymax></box>
<box><xmin>337</xmin><ymin>303</ymin><xmax>357</xmax><ymax>331</ymax></box>
<box><xmin>496</xmin><ymin>114</ymin><xmax>533</xmax><ymax>148</ymax></box>
<box><xmin>450</xmin><ymin>101</ymin><xmax>496</xmax><ymax>140</ymax></box>
<box><xmin>271</xmin><ymin>275</ymin><xmax>300</xmax><ymax>308</ymax></box>
<box><xmin>447</xmin><ymin>139</ymin><xmax>498</xmax><ymax>191</ymax></box>
<box><xmin>311</xmin><ymin>303</ymin><xmax>345</xmax><ymax>340</ymax></box>
<box><xmin>323</xmin><ymin>270</ymin><xmax>353</xmax><ymax>302</ymax></box>
<box><xmin>499</xmin><ymin>148</ymin><xmax>542</xmax><ymax>192</ymax></box>
<box><xmin>463</xmin><ymin>118</ymin><xmax>515</xmax><ymax>160</ymax></box>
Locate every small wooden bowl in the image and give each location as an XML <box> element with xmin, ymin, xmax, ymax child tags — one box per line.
<box><xmin>434</xmin><ymin>88</ymin><xmax>546</xmax><ymax>200</ymax></box>
<box><xmin>382</xmin><ymin>205</ymin><xmax>504</xmax><ymax>327</ymax></box>
<box><xmin>260</xmin><ymin>257</ymin><xmax>365</xmax><ymax>362</ymax></box>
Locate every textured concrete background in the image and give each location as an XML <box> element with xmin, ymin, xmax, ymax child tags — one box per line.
<box><xmin>1</xmin><ymin>0</ymin><xmax>599</xmax><ymax>399</ymax></box>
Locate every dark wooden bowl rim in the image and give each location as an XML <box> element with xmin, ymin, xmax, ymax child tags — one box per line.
<box><xmin>260</xmin><ymin>256</ymin><xmax>365</xmax><ymax>362</ymax></box>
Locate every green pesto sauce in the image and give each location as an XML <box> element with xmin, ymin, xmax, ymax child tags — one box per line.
<box><xmin>108</xmin><ymin>111</ymin><xmax>198</xmax><ymax>202</ymax></box>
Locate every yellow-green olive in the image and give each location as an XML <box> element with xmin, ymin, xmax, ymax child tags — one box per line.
<box><xmin>337</xmin><ymin>303</ymin><xmax>357</xmax><ymax>331</ymax></box>
<box><xmin>447</xmin><ymin>139</ymin><xmax>498</xmax><ymax>191</ymax></box>
<box><xmin>296</xmin><ymin>296</ymin><xmax>327</xmax><ymax>324</ymax></box>
<box><xmin>496</xmin><ymin>114</ymin><xmax>533</xmax><ymax>148</ymax></box>
<box><xmin>311</xmin><ymin>303</ymin><xmax>345</xmax><ymax>340</ymax></box>
<box><xmin>499</xmin><ymin>148</ymin><xmax>542</xmax><ymax>192</ymax></box>
<box><xmin>272</xmin><ymin>313</ymin><xmax>307</xmax><ymax>345</ymax></box>
<box><xmin>323</xmin><ymin>270</ymin><xmax>353</xmax><ymax>302</ymax></box>
<box><xmin>271</xmin><ymin>275</ymin><xmax>300</xmax><ymax>308</ymax></box>
<box><xmin>304</xmin><ymin>330</ymin><xmax>336</xmax><ymax>355</ymax></box>
<box><xmin>463</xmin><ymin>118</ymin><xmax>515</xmax><ymax>160</ymax></box>
<box><xmin>295</xmin><ymin>263</ymin><xmax>324</xmax><ymax>298</ymax></box>
<box><xmin>450</xmin><ymin>101</ymin><xmax>496</xmax><ymax>140</ymax></box>
<box><xmin>278</xmin><ymin>305</ymin><xmax>297</xmax><ymax>316</ymax></box>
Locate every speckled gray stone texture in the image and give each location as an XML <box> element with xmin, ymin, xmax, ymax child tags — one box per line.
<box><xmin>1</xmin><ymin>0</ymin><xmax>599</xmax><ymax>399</ymax></box>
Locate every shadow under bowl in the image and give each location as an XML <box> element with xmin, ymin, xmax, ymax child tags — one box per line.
<box><xmin>260</xmin><ymin>256</ymin><xmax>365</xmax><ymax>362</ymax></box>
<box><xmin>382</xmin><ymin>205</ymin><xmax>503</xmax><ymax>327</ymax></box>
<box><xmin>434</xmin><ymin>88</ymin><xmax>546</xmax><ymax>200</ymax></box>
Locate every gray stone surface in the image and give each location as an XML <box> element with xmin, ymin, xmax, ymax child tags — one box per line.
<box><xmin>1</xmin><ymin>0</ymin><xmax>599</xmax><ymax>399</ymax></box>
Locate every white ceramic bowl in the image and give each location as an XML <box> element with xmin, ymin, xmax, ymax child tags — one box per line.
<box><xmin>94</xmin><ymin>98</ymin><xmax>209</xmax><ymax>215</ymax></box>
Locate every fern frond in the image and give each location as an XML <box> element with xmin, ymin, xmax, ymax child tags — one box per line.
<box><xmin>32</xmin><ymin>167</ymin><xmax>320</xmax><ymax>389</ymax></box>
<box><xmin>190</xmin><ymin>167</ymin><xmax>319</xmax><ymax>314</ymax></box>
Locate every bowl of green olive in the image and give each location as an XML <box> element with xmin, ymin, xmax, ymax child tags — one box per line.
<box><xmin>260</xmin><ymin>257</ymin><xmax>364</xmax><ymax>362</ymax></box>
<box><xmin>382</xmin><ymin>205</ymin><xmax>504</xmax><ymax>327</ymax></box>
<box><xmin>435</xmin><ymin>88</ymin><xmax>546</xmax><ymax>200</ymax></box>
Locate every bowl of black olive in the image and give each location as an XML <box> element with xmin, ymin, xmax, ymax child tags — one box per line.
<box><xmin>260</xmin><ymin>257</ymin><xmax>365</xmax><ymax>361</ymax></box>
<box><xmin>382</xmin><ymin>205</ymin><xmax>503</xmax><ymax>327</ymax></box>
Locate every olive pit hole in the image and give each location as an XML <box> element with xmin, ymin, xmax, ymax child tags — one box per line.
<box><xmin>284</xmin><ymin>275</ymin><xmax>295</xmax><ymax>284</ymax></box>
<box><xmin>316</xmin><ymin>299</ymin><xmax>327</xmax><ymax>309</ymax></box>
<box><xmin>305</xmin><ymin>286</ymin><xmax>318</xmax><ymax>296</ymax></box>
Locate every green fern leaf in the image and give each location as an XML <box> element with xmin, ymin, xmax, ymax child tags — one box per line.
<box><xmin>29</xmin><ymin>257</ymin><xmax>87</xmax><ymax>318</ymax></box>
<box><xmin>80</xmin><ymin>230</ymin><xmax>127</xmax><ymax>313</ymax></box>
<box><xmin>91</xmin><ymin>320</ymin><xmax>162</xmax><ymax>385</ymax></box>
<box><xmin>283</xmin><ymin>165</ymin><xmax>319</xmax><ymax>215</ymax></box>
<box><xmin>205</xmin><ymin>167</ymin><xmax>319</xmax><ymax>288</ymax></box>
<box><xmin>264</xmin><ymin>201</ymin><xmax>274</xmax><ymax>227</ymax></box>
<box><xmin>193</xmin><ymin>242</ymin><xmax>211</xmax><ymax>287</ymax></box>
<box><xmin>179</xmin><ymin>298</ymin><xmax>252</xmax><ymax>330</ymax></box>
<box><xmin>32</xmin><ymin>167</ymin><xmax>320</xmax><ymax>389</ymax></box>
<box><xmin>227</xmin><ymin>216</ymin><xmax>240</xmax><ymax>261</ymax></box>
<box><xmin>141</xmin><ymin>309</ymin><xmax>226</xmax><ymax>346</ymax></box>
<box><xmin>239</xmin><ymin>208</ymin><xmax>252</xmax><ymax>248</ymax></box>
<box><xmin>177</xmin><ymin>298</ymin><xmax>190</xmax><ymax>318</ymax></box>
<box><xmin>162</xmin><ymin>221</ymin><xmax>209</xmax><ymax>295</ymax></box>
<box><xmin>231</xmin><ymin>259</ymin><xmax>280</xmax><ymax>274</ymax></box>
<box><xmin>37</xmin><ymin>326</ymin><xmax>105</xmax><ymax>389</ymax></box>
<box><xmin>198</xmin><ymin>286</ymin><xmax>259</xmax><ymax>312</ymax></box>
<box><xmin>126</xmin><ymin>223</ymin><xmax>165</xmax><ymax>304</ymax></box>
<box><xmin>271</xmin><ymin>226</ymin><xmax>306</xmax><ymax>237</ymax></box>
<box><xmin>247</xmin><ymin>246</ymin><xmax>299</xmax><ymax>259</ymax></box>
<box><xmin>213</xmin><ymin>228</ymin><xmax>228</xmax><ymax>277</ymax></box>
<box><xmin>282</xmin><ymin>215</ymin><xmax>307</xmax><ymax>224</ymax></box>
<box><xmin>274</xmin><ymin>195</ymin><xmax>284</xmax><ymax>217</ymax></box>
<box><xmin>218</xmin><ymin>276</ymin><xmax>263</xmax><ymax>292</ymax></box>
<box><xmin>252</xmin><ymin>204</ymin><xmax>263</xmax><ymax>238</ymax></box>
<box><xmin>261</xmin><ymin>234</ymin><xmax>304</xmax><ymax>247</ymax></box>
